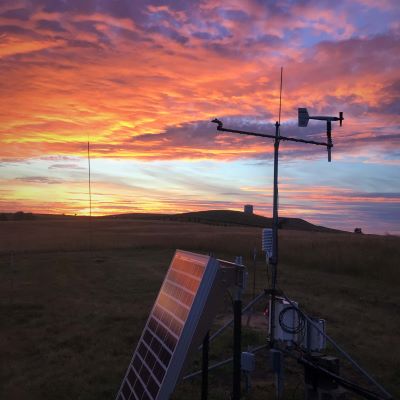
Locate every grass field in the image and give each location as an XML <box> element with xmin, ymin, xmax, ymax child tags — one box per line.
<box><xmin>0</xmin><ymin>218</ymin><xmax>399</xmax><ymax>399</ymax></box>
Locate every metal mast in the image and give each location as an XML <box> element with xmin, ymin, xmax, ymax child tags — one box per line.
<box><xmin>270</xmin><ymin>67</ymin><xmax>283</xmax><ymax>346</ymax></box>
<box><xmin>211</xmin><ymin>71</ymin><xmax>343</xmax><ymax>349</ymax></box>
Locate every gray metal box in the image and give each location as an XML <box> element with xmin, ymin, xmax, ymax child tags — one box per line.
<box><xmin>302</xmin><ymin>319</ymin><xmax>326</xmax><ymax>352</ymax></box>
<box><xmin>269</xmin><ymin>297</ymin><xmax>299</xmax><ymax>344</ymax></box>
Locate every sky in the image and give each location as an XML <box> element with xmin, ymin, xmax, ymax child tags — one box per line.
<box><xmin>0</xmin><ymin>0</ymin><xmax>399</xmax><ymax>234</ymax></box>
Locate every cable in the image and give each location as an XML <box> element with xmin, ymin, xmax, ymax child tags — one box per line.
<box><xmin>278</xmin><ymin>306</ymin><xmax>306</xmax><ymax>335</ymax></box>
<box><xmin>277</xmin><ymin>286</ymin><xmax>393</xmax><ymax>399</ymax></box>
<box><xmin>298</xmin><ymin>357</ymin><xmax>389</xmax><ymax>400</ymax></box>
<box><xmin>281</xmin><ymin>347</ymin><xmax>389</xmax><ymax>400</ymax></box>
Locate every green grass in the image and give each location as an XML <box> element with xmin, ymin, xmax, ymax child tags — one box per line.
<box><xmin>0</xmin><ymin>219</ymin><xmax>399</xmax><ymax>399</ymax></box>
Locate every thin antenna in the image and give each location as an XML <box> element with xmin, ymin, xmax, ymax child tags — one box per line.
<box><xmin>87</xmin><ymin>134</ymin><xmax>92</xmax><ymax>253</ymax></box>
<box><xmin>87</xmin><ymin>136</ymin><xmax>92</xmax><ymax>219</ymax></box>
<box><xmin>278</xmin><ymin>67</ymin><xmax>283</xmax><ymax>126</ymax></box>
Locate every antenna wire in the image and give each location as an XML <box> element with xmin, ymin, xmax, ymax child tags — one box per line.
<box><xmin>278</xmin><ymin>66</ymin><xmax>283</xmax><ymax>126</ymax></box>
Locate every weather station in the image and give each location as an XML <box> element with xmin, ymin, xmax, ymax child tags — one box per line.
<box><xmin>206</xmin><ymin>70</ymin><xmax>392</xmax><ymax>400</ymax></box>
<box><xmin>114</xmin><ymin>69</ymin><xmax>393</xmax><ymax>400</ymax></box>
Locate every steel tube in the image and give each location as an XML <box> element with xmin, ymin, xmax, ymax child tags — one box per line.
<box><xmin>233</xmin><ymin>299</ymin><xmax>242</xmax><ymax>400</ymax></box>
<box><xmin>201</xmin><ymin>332</ymin><xmax>209</xmax><ymax>400</ymax></box>
<box><xmin>217</xmin><ymin>126</ymin><xmax>330</xmax><ymax>147</ymax></box>
<box><xmin>269</xmin><ymin>122</ymin><xmax>280</xmax><ymax>348</ymax></box>
<box><xmin>205</xmin><ymin>291</ymin><xmax>266</xmax><ymax>345</ymax></box>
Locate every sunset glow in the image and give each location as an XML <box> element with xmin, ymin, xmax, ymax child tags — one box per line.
<box><xmin>1</xmin><ymin>0</ymin><xmax>399</xmax><ymax>234</ymax></box>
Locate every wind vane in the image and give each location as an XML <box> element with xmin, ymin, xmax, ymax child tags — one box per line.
<box><xmin>298</xmin><ymin>107</ymin><xmax>343</xmax><ymax>161</ymax></box>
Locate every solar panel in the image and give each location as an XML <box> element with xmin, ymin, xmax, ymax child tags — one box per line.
<box><xmin>116</xmin><ymin>250</ymin><xmax>244</xmax><ymax>400</ymax></box>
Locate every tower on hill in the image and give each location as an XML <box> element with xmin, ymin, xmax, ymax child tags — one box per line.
<box><xmin>244</xmin><ymin>204</ymin><xmax>253</xmax><ymax>215</ymax></box>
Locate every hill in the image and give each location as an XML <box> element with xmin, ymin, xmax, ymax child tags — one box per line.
<box><xmin>106</xmin><ymin>210</ymin><xmax>344</xmax><ymax>233</ymax></box>
<box><xmin>2</xmin><ymin>209</ymin><xmax>345</xmax><ymax>233</ymax></box>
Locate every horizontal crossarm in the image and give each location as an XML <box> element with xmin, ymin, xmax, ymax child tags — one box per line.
<box><xmin>212</xmin><ymin>121</ymin><xmax>332</xmax><ymax>148</ymax></box>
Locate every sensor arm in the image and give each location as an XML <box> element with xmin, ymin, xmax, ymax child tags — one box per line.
<box><xmin>309</xmin><ymin>116</ymin><xmax>340</xmax><ymax>122</ymax></box>
<box><xmin>211</xmin><ymin>119</ymin><xmax>331</xmax><ymax>147</ymax></box>
<box><xmin>309</xmin><ymin>113</ymin><xmax>343</xmax><ymax>125</ymax></box>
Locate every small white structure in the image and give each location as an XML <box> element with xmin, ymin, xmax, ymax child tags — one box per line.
<box><xmin>244</xmin><ymin>204</ymin><xmax>253</xmax><ymax>214</ymax></box>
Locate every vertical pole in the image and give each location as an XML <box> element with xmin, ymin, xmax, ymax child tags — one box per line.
<box><xmin>247</xmin><ymin>248</ymin><xmax>257</xmax><ymax>327</ymax></box>
<box><xmin>327</xmin><ymin>120</ymin><xmax>332</xmax><ymax>162</ymax></box>
<box><xmin>270</xmin><ymin>349</ymin><xmax>284</xmax><ymax>399</ymax></box>
<box><xmin>87</xmin><ymin>139</ymin><xmax>92</xmax><ymax>253</ymax></box>
<box><xmin>269</xmin><ymin>121</ymin><xmax>280</xmax><ymax>348</ymax></box>
<box><xmin>233</xmin><ymin>295</ymin><xmax>242</xmax><ymax>400</ymax></box>
<box><xmin>252</xmin><ymin>247</ymin><xmax>257</xmax><ymax>300</ymax></box>
<box><xmin>201</xmin><ymin>331</ymin><xmax>209</xmax><ymax>400</ymax></box>
<box><xmin>9</xmin><ymin>252</ymin><xmax>14</xmax><ymax>305</ymax></box>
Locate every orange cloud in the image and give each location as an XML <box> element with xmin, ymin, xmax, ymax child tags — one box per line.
<box><xmin>0</xmin><ymin>1</ymin><xmax>398</xmax><ymax>163</ymax></box>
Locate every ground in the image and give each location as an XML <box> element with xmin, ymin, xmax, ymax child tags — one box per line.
<box><xmin>0</xmin><ymin>219</ymin><xmax>399</xmax><ymax>399</ymax></box>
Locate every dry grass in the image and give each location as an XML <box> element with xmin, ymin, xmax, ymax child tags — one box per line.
<box><xmin>0</xmin><ymin>219</ymin><xmax>399</xmax><ymax>399</ymax></box>
<box><xmin>0</xmin><ymin>219</ymin><xmax>260</xmax><ymax>254</ymax></box>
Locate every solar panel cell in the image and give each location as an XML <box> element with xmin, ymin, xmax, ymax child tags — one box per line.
<box><xmin>148</xmin><ymin>317</ymin><xmax>157</xmax><ymax>333</ymax></box>
<box><xmin>122</xmin><ymin>381</ymin><xmax>131</xmax><ymax>399</ymax></box>
<box><xmin>127</xmin><ymin>367</ymin><xmax>137</xmax><ymax>387</ymax></box>
<box><xmin>148</xmin><ymin>334</ymin><xmax>161</xmax><ymax>356</ymax></box>
<box><xmin>134</xmin><ymin>379</ymin><xmax>145</xmax><ymax>398</ymax></box>
<box><xmin>152</xmin><ymin>360</ymin><xmax>165</xmax><ymax>383</ymax></box>
<box><xmin>138</xmin><ymin>343</ymin><xmax>146</xmax><ymax>359</ymax></box>
<box><xmin>143</xmin><ymin>330</ymin><xmax>153</xmax><ymax>347</ymax></box>
<box><xmin>144</xmin><ymin>349</ymin><xmax>156</xmax><ymax>369</ymax></box>
<box><xmin>169</xmin><ymin>318</ymin><xmax>182</xmax><ymax>336</ymax></box>
<box><xmin>139</xmin><ymin>364</ymin><xmax>150</xmax><ymax>386</ymax></box>
<box><xmin>147</xmin><ymin>375</ymin><xmax>159</xmax><ymax>398</ymax></box>
<box><xmin>158</xmin><ymin>345</ymin><xmax>171</xmax><ymax>367</ymax></box>
<box><xmin>142</xmin><ymin>391</ymin><xmax>151</xmax><ymax>400</ymax></box>
<box><xmin>132</xmin><ymin>355</ymin><xmax>141</xmax><ymax>372</ymax></box>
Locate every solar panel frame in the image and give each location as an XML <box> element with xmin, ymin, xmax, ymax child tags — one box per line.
<box><xmin>116</xmin><ymin>250</ymin><xmax>219</xmax><ymax>400</ymax></box>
